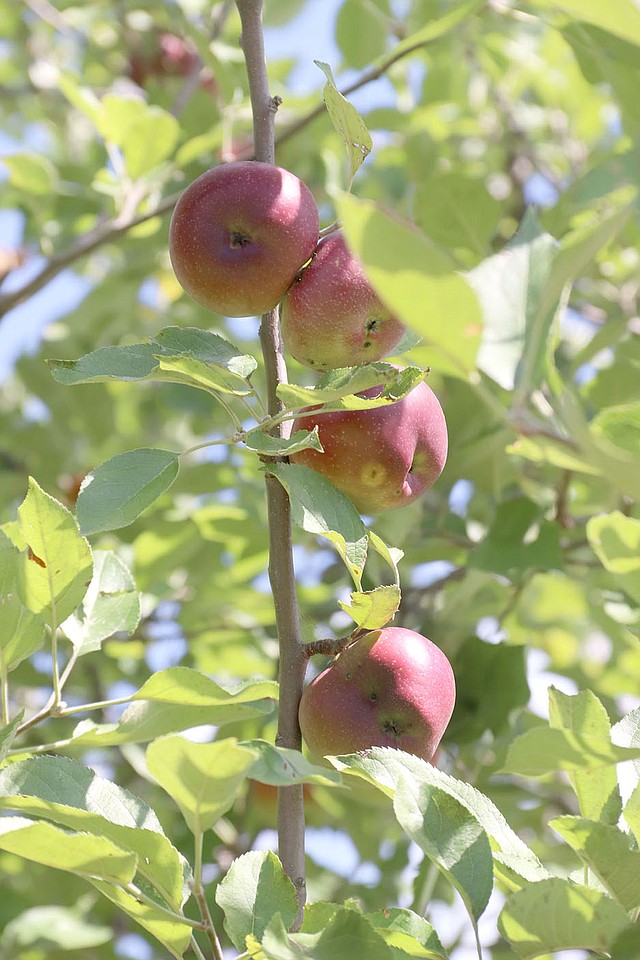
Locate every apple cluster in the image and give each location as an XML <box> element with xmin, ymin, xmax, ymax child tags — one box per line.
<box><xmin>169</xmin><ymin>161</ymin><xmax>455</xmax><ymax>764</ymax></box>
<box><xmin>169</xmin><ymin>161</ymin><xmax>449</xmax><ymax>516</ymax></box>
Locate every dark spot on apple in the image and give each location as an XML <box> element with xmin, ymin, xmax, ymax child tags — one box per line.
<box><xmin>370</xmin><ymin>691</ymin><xmax>378</xmax><ymax>701</ymax></box>
<box><xmin>383</xmin><ymin>719</ymin><xmax>403</xmax><ymax>737</ymax></box>
<box><xmin>230</xmin><ymin>231</ymin><xmax>252</xmax><ymax>247</ymax></box>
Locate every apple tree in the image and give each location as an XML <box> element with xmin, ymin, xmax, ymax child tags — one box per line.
<box><xmin>1</xmin><ymin>0</ymin><xmax>640</xmax><ymax>958</ymax></box>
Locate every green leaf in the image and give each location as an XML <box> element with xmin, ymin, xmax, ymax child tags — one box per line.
<box><xmin>448</xmin><ymin>639</ymin><xmax>530</xmax><ymax>746</ymax></box>
<box><xmin>2</xmin><ymin>152</ymin><xmax>58</xmax><ymax>195</ymax></box>
<box><xmin>367</xmin><ymin>530</ymin><xmax>403</xmax><ymax>586</ymax></box>
<box><xmin>48</xmin><ymin>343</ymin><xmax>160</xmax><ymax>384</ymax></box>
<box><xmin>277</xmin><ymin>363</ymin><xmax>423</xmax><ymax>412</ymax></box>
<box><xmin>61</xmin><ymin>549</ymin><xmax>140</xmax><ymax>655</ymax></box>
<box><xmin>332</xmin><ymin>749</ymin><xmax>549</xmax><ymax>886</ymax></box>
<box><xmin>243</xmin><ymin>740</ymin><xmax>343</xmax><ymax>788</ymax></box>
<box><xmin>469</xmin><ymin>211</ymin><xmax>558</xmax><ymax>394</ymax></box>
<box><xmin>0</xmin><ymin>816</ymin><xmax>137</xmax><ymax>884</ymax></box>
<box><xmin>612</xmin><ymin>707</ymin><xmax>640</xmax><ymax>781</ymax></box>
<box><xmin>76</xmin><ymin>448</ymin><xmax>180</xmax><ymax>536</ymax></box>
<box><xmin>261</xmin><ymin>907</ymin><xmax>395</xmax><ymax>960</ymax></box>
<box><xmin>154</xmin><ymin>326</ymin><xmax>257</xmax><ymax>378</ymax></box>
<box><xmin>588</xmin><ymin>511</ymin><xmax>640</xmax><ymax>575</ymax></box>
<box><xmin>215</xmin><ymin>850</ymin><xmax>298</xmax><ymax>951</ymax></box>
<box><xmin>58</xmin><ymin>70</ymin><xmax>102</xmax><ymax>122</ymax></box>
<box><xmin>315</xmin><ymin>60</ymin><xmax>372</xmax><ymax>181</ymax></box>
<box><xmin>335</xmin><ymin>0</ymin><xmax>388</xmax><ymax>70</ymax></box>
<box><xmin>548</xmin><ymin>688</ymin><xmax>622</xmax><ymax>823</ymax></box>
<box><xmin>17</xmin><ymin>478</ymin><xmax>93</xmax><ymax>624</ymax></box>
<box><xmin>547</xmin><ymin>187</ymin><xmax>636</xmax><ymax>306</ymax></box>
<box><xmin>48</xmin><ymin>343</ymin><xmax>159</xmax><ymax>384</ymax></box>
<box><xmin>550</xmin><ymin>816</ymin><xmax>640</xmax><ymax>910</ymax></box>
<box><xmin>527</xmin><ymin>0</ymin><xmax>640</xmax><ymax>48</ymax></box>
<box><xmin>393</xmin><ymin>768</ymin><xmax>493</xmax><ymax>926</ymax></box>
<box><xmin>339</xmin><ymin>584</ymin><xmax>401</xmax><ymax>629</ymax></box>
<box><xmin>335</xmin><ymin>193</ymin><xmax>481</xmax><ymax>378</ymax></box>
<box><xmin>501</xmin><ymin>726</ymin><xmax>640</xmax><ymax>777</ymax></box>
<box><xmin>96</xmin><ymin>95</ymin><xmax>180</xmax><ymax>178</ymax></box>
<box><xmin>156</xmin><ymin>354</ymin><xmax>254</xmax><ymax>396</ymax></box>
<box><xmin>65</xmin><ymin>669</ymin><xmax>277</xmax><ymax>747</ymax></box>
<box><xmin>146</xmin><ymin>735</ymin><xmax>257</xmax><ymax>835</ymax></box>
<box><xmin>132</xmin><ymin>667</ymin><xmax>278</xmax><ymax>706</ymax></box>
<box><xmin>379</xmin><ymin>0</ymin><xmax>483</xmax><ymax>64</ymax></box>
<box><xmin>49</xmin><ymin>327</ymin><xmax>257</xmax><ymax>392</ymax></box>
<box><xmin>592</xmin><ymin>401</ymin><xmax>640</xmax><ymax>456</ymax></box>
<box><xmin>88</xmin><ymin>878</ymin><xmax>192</xmax><ymax>960</ymax></box>
<box><xmin>623</xmin><ymin>782</ymin><xmax>640</xmax><ymax>848</ymax></box>
<box><xmin>470</xmin><ymin>498</ymin><xmax>562</xmax><ymax>576</ymax></box>
<box><xmin>0</xmin><ymin>905</ymin><xmax>112</xmax><ymax>952</ymax></box>
<box><xmin>498</xmin><ymin>877</ymin><xmax>632</xmax><ymax>960</ymax></box>
<box><xmin>243</xmin><ymin>427</ymin><xmax>324</xmax><ymax>457</ymax></box>
<box><xmin>0</xmin><ymin>712</ymin><xmax>24</xmax><ymax>764</ymax></box>
<box><xmin>415</xmin><ymin>172</ymin><xmax>501</xmax><ymax>263</ymax></box>
<box><xmin>268</xmin><ymin>462</ymin><xmax>368</xmax><ymax>588</ymax></box>
<box><xmin>0</xmin><ymin>755</ymin><xmax>187</xmax><ymax>909</ymax></box>
<box><xmin>366</xmin><ymin>908</ymin><xmax>448</xmax><ymax>960</ymax></box>
<box><xmin>0</xmin><ymin>531</ymin><xmax>46</xmax><ymax>671</ymax></box>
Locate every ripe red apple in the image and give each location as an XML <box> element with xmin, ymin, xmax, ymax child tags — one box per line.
<box><xmin>290</xmin><ymin>374</ymin><xmax>448</xmax><ymax>513</ymax></box>
<box><xmin>169</xmin><ymin>162</ymin><xmax>319</xmax><ymax>317</ymax></box>
<box><xmin>280</xmin><ymin>231</ymin><xmax>406</xmax><ymax>370</ymax></box>
<box><xmin>299</xmin><ymin>627</ymin><xmax>455</xmax><ymax>762</ymax></box>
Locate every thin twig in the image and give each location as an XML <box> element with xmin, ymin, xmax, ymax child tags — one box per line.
<box><xmin>0</xmin><ymin>193</ymin><xmax>180</xmax><ymax>321</ymax></box>
<box><xmin>192</xmin><ymin>830</ymin><xmax>225</xmax><ymax>960</ymax></box>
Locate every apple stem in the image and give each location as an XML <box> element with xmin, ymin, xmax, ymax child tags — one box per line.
<box><xmin>236</xmin><ymin>0</ymin><xmax>307</xmax><ymax>926</ymax></box>
<box><xmin>319</xmin><ymin>219</ymin><xmax>341</xmax><ymax>238</ymax></box>
<box><xmin>303</xmin><ymin>628</ymin><xmax>371</xmax><ymax>659</ymax></box>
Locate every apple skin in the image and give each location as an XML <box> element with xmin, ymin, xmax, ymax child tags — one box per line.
<box><xmin>169</xmin><ymin>162</ymin><xmax>319</xmax><ymax>317</ymax></box>
<box><xmin>299</xmin><ymin>627</ymin><xmax>455</xmax><ymax>762</ymax></box>
<box><xmin>280</xmin><ymin>231</ymin><xmax>406</xmax><ymax>370</ymax></box>
<box><xmin>290</xmin><ymin>375</ymin><xmax>448</xmax><ymax>513</ymax></box>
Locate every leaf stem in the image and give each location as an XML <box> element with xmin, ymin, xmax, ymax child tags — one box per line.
<box><xmin>190</xmin><ymin>935</ymin><xmax>209</xmax><ymax>960</ymax></box>
<box><xmin>124</xmin><ymin>881</ymin><xmax>205</xmax><ymax>930</ymax></box>
<box><xmin>14</xmin><ymin>686</ymin><xmax>135</xmax><ymax>737</ymax></box>
<box><xmin>191</xmin><ymin>828</ymin><xmax>225</xmax><ymax>960</ymax></box>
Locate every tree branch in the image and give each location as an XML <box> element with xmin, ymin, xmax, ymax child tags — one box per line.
<box><xmin>236</xmin><ymin>0</ymin><xmax>307</xmax><ymax>927</ymax></box>
<box><xmin>0</xmin><ymin>192</ymin><xmax>179</xmax><ymax>322</ymax></box>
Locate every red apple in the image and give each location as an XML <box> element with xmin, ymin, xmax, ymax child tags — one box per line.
<box><xmin>299</xmin><ymin>627</ymin><xmax>455</xmax><ymax>762</ymax></box>
<box><xmin>280</xmin><ymin>231</ymin><xmax>406</xmax><ymax>370</ymax></box>
<box><xmin>169</xmin><ymin>162</ymin><xmax>320</xmax><ymax>317</ymax></box>
<box><xmin>290</xmin><ymin>374</ymin><xmax>448</xmax><ymax>513</ymax></box>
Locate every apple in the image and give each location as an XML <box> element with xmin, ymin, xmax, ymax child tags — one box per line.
<box><xmin>128</xmin><ymin>31</ymin><xmax>216</xmax><ymax>93</ymax></box>
<box><xmin>169</xmin><ymin>162</ymin><xmax>320</xmax><ymax>317</ymax></box>
<box><xmin>289</xmin><ymin>374</ymin><xmax>448</xmax><ymax>513</ymax></box>
<box><xmin>299</xmin><ymin>627</ymin><xmax>455</xmax><ymax>762</ymax></box>
<box><xmin>280</xmin><ymin>231</ymin><xmax>406</xmax><ymax>370</ymax></box>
